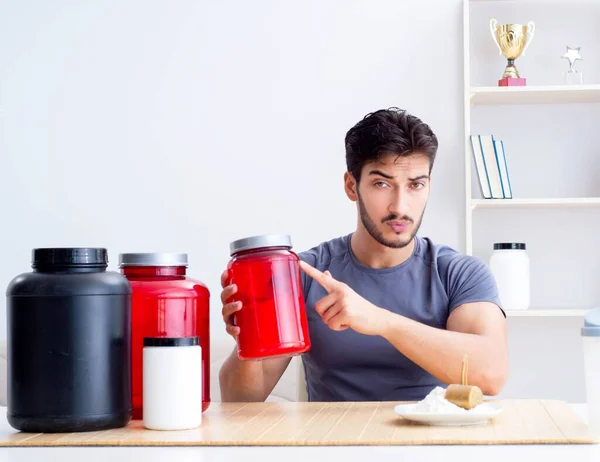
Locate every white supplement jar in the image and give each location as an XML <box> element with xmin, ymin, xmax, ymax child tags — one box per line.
<box><xmin>489</xmin><ymin>243</ymin><xmax>530</xmax><ymax>311</ymax></box>
<box><xmin>581</xmin><ymin>308</ymin><xmax>600</xmax><ymax>435</ymax></box>
<box><xmin>143</xmin><ymin>336</ymin><xmax>202</xmax><ymax>431</ymax></box>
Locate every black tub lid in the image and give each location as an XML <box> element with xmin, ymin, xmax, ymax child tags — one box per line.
<box><xmin>143</xmin><ymin>336</ymin><xmax>200</xmax><ymax>347</ymax></box>
<box><xmin>32</xmin><ymin>248</ymin><xmax>108</xmax><ymax>267</ymax></box>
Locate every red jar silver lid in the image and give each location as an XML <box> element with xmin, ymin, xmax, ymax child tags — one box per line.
<box><xmin>229</xmin><ymin>234</ymin><xmax>292</xmax><ymax>256</ymax></box>
<box><xmin>118</xmin><ymin>252</ymin><xmax>188</xmax><ymax>267</ymax></box>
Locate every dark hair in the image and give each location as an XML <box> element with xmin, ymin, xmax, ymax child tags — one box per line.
<box><xmin>344</xmin><ymin>107</ymin><xmax>438</xmax><ymax>183</ymax></box>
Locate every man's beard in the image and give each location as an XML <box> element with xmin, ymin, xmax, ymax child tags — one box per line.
<box><xmin>357</xmin><ymin>191</ymin><xmax>424</xmax><ymax>249</ymax></box>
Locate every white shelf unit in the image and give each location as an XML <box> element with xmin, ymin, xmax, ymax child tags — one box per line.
<box><xmin>462</xmin><ymin>0</ymin><xmax>599</xmax><ymax>317</ymax></box>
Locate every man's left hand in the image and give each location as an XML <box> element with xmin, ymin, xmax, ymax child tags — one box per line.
<box><xmin>299</xmin><ymin>260</ymin><xmax>388</xmax><ymax>336</ymax></box>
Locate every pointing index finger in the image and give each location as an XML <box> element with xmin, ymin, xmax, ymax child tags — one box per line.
<box><xmin>299</xmin><ymin>260</ymin><xmax>337</xmax><ymax>293</ymax></box>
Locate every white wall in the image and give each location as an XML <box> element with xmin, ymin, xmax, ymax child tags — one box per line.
<box><xmin>0</xmin><ymin>0</ymin><xmax>592</xmax><ymax>403</ymax></box>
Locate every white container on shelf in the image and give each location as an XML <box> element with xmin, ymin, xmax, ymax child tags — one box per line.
<box><xmin>581</xmin><ymin>307</ymin><xmax>600</xmax><ymax>435</ymax></box>
<box><xmin>489</xmin><ymin>243</ymin><xmax>530</xmax><ymax>311</ymax></box>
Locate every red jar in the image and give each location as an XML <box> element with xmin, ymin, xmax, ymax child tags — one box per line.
<box><xmin>227</xmin><ymin>235</ymin><xmax>311</xmax><ymax>360</ymax></box>
<box><xmin>119</xmin><ymin>253</ymin><xmax>210</xmax><ymax>419</ymax></box>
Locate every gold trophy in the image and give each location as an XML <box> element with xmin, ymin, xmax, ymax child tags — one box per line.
<box><xmin>489</xmin><ymin>19</ymin><xmax>535</xmax><ymax>86</ymax></box>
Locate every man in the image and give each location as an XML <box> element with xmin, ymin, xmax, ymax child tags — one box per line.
<box><xmin>218</xmin><ymin>107</ymin><xmax>508</xmax><ymax>403</ymax></box>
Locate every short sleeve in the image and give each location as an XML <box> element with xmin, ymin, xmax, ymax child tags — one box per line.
<box><xmin>298</xmin><ymin>248</ymin><xmax>319</xmax><ymax>301</ymax></box>
<box><xmin>441</xmin><ymin>254</ymin><xmax>505</xmax><ymax>317</ymax></box>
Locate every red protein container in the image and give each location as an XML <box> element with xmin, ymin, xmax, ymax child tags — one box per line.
<box><xmin>119</xmin><ymin>253</ymin><xmax>210</xmax><ymax>419</ymax></box>
<box><xmin>227</xmin><ymin>235</ymin><xmax>311</xmax><ymax>360</ymax></box>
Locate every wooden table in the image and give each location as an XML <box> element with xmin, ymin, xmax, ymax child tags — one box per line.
<box><xmin>1</xmin><ymin>402</ymin><xmax>598</xmax><ymax>461</ymax></box>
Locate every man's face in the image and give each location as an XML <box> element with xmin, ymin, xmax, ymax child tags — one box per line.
<box><xmin>350</xmin><ymin>153</ymin><xmax>431</xmax><ymax>249</ymax></box>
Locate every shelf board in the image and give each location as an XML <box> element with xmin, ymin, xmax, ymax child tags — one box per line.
<box><xmin>472</xmin><ymin>197</ymin><xmax>600</xmax><ymax>209</ymax></box>
<box><xmin>470</xmin><ymin>0</ymin><xmax>599</xmax><ymax>3</ymax></box>
<box><xmin>470</xmin><ymin>85</ymin><xmax>600</xmax><ymax>106</ymax></box>
<box><xmin>505</xmin><ymin>309</ymin><xmax>590</xmax><ymax>317</ymax></box>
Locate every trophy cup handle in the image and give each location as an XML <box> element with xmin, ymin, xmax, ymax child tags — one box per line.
<box><xmin>522</xmin><ymin>21</ymin><xmax>535</xmax><ymax>56</ymax></box>
<box><xmin>489</xmin><ymin>18</ymin><xmax>502</xmax><ymax>55</ymax></box>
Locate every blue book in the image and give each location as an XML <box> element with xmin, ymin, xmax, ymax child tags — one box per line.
<box><xmin>493</xmin><ymin>138</ymin><xmax>512</xmax><ymax>199</ymax></box>
<box><xmin>479</xmin><ymin>135</ymin><xmax>504</xmax><ymax>199</ymax></box>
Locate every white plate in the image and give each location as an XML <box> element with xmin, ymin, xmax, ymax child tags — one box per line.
<box><xmin>393</xmin><ymin>403</ymin><xmax>503</xmax><ymax>426</ymax></box>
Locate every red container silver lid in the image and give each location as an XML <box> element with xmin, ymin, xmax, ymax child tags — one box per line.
<box><xmin>118</xmin><ymin>253</ymin><xmax>188</xmax><ymax>267</ymax></box>
<box><xmin>229</xmin><ymin>234</ymin><xmax>292</xmax><ymax>256</ymax></box>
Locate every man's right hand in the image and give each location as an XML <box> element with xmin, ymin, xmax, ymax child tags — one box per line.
<box><xmin>221</xmin><ymin>269</ymin><xmax>242</xmax><ymax>339</ymax></box>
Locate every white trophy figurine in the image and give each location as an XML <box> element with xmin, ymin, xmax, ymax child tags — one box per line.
<box><xmin>561</xmin><ymin>46</ymin><xmax>583</xmax><ymax>85</ymax></box>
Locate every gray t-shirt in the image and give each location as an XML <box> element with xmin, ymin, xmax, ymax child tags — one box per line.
<box><xmin>297</xmin><ymin>233</ymin><xmax>504</xmax><ymax>402</ymax></box>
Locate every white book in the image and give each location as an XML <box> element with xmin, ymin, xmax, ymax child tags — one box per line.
<box><xmin>470</xmin><ymin>135</ymin><xmax>492</xmax><ymax>199</ymax></box>
<box><xmin>478</xmin><ymin>134</ymin><xmax>504</xmax><ymax>199</ymax></box>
